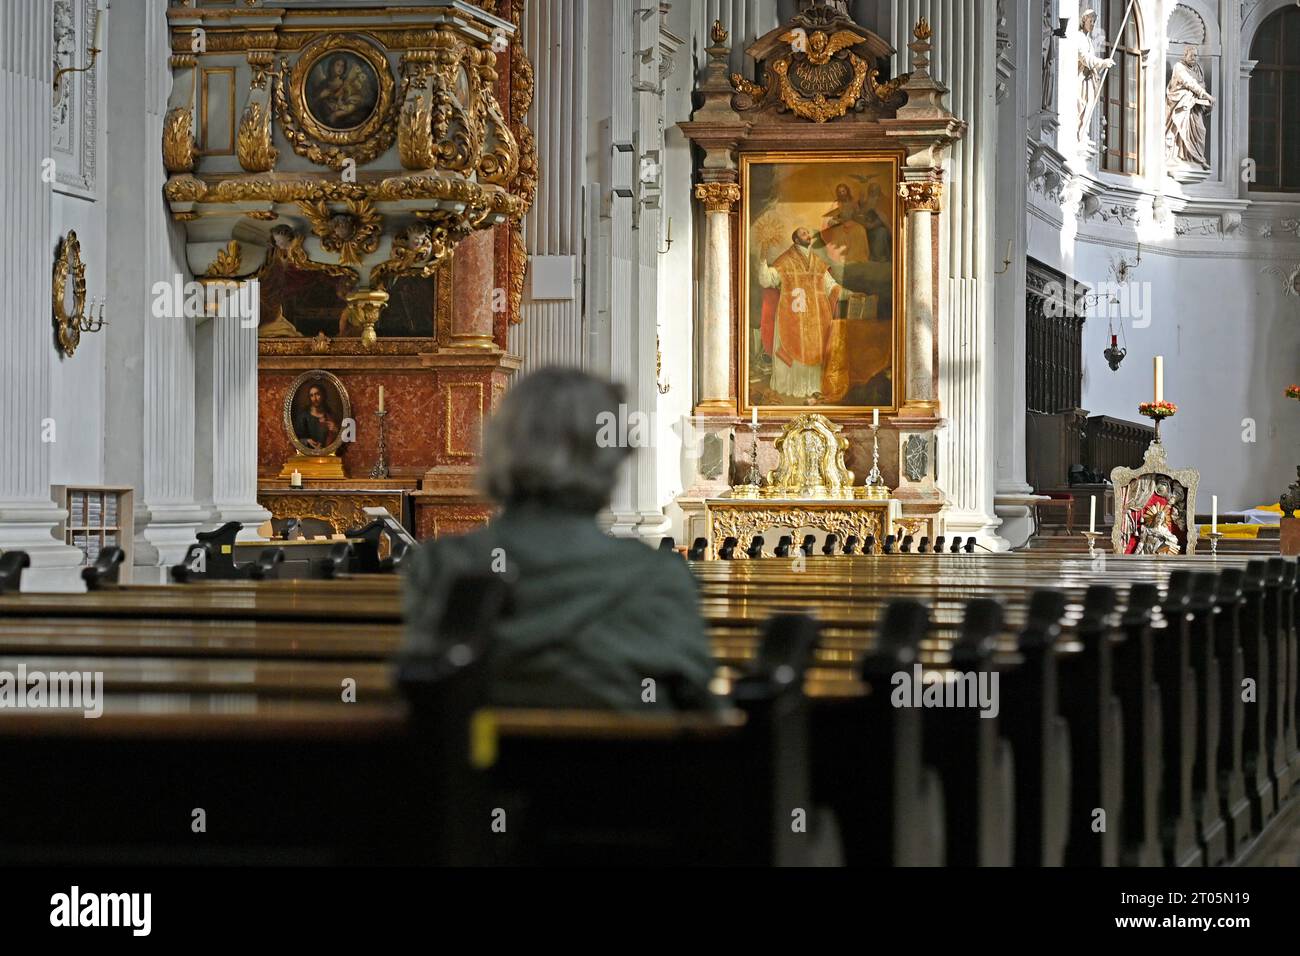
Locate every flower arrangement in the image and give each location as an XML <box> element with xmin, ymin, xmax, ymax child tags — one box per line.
<box><xmin>1138</xmin><ymin>400</ymin><xmax>1178</xmax><ymax>420</ymax></box>
<box><xmin>1286</xmin><ymin>385</ymin><xmax>1300</xmax><ymax>401</ymax></box>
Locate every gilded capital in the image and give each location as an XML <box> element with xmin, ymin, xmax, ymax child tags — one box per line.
<box><xmin>898</xmin><ymin>181</ymin><xmax>943</xmax><ymax>212</ymax></box>
<box><xmin>694</xmin><ymin>182</ymin><xmax>741</xmax><ymax>212</ymax></box>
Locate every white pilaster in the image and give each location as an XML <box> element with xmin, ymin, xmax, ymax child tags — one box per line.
<box><xmin>0</xmin><ymin>0</ymin><xmax>84</xmax><ymax>575</ymax></box>
<box><xmin>211</xmin><ymin>311</ymin><xmax>271</xmax><ymax>538</ymax></box>
<box><xmin>103</xmin><ymin>0</ymin><xmax>208</xmax><ymax>574</ymax></box>
<box><xmin>892</xmin><ymin>0</ymin><xmax>1005</xmax><ymax>545</ymax></box>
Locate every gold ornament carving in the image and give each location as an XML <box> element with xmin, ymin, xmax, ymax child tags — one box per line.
<box><xmin>204</xmin><ymin>241</ymin><xmax>243</xmax><ymax>279</ymax></box>
<box><xmin>761</xmin><ymin>414</ymin><xmax>856</xmax><ymax>498</ymax></box>
<box><xmin>694</xmin><ymin>182</ymin><xmax>741</xmax><ymax>212</ymax></box>
<box><xmin>899</xmin><ymin>181</ymin><xmax>943</xmax><ymax>212</ymax></box>
<box><xmin>398</xmin><ymin>93</ymin><xmax>436</xmax><ymax>169</ymax></box>
<box><xmin>369</xmin><ymin>220</ymin><xmax>456</xmax><ymax>290</ymax></box>
<box><xmin>729</xmin><ymin>28</ymin><xmax>870</xmax><ymax>123</ymax></box>
<box><xmin>297</xmin><ymin>199</ymin><xmax>383</xmax><ymax>267</ymax></box>
<box><xmin>707</xmin><ymin>504</ymin><xmax>884</xmax><ymax>557</ymax></box>
<box><xmin>508</xmin><ymin>227</ymin><xmax>527</xmax><ymax>325</ymax></box>
<box><xmin>52</xmin><ymin>231</ymin><xmax>87</xmax><ymax>358</ymax></box>
<box><xmin>710</xmin><ymin>20</ymin><xmax>729</xmax><ymax>44</ymax></box>
<box><xmin>162</xmin><ymin>108</ymin><xmax>196</xmax><ymax>173</ymax></box>
<box><xmin>258</xmin><ymin>492</ymin><xmax>407</xmax><ymax>538</ymax></box>
<box><xmin>345</xmin><ymin>290</ymin><xmax>390</xmax><ymax>350</ymax></box>
<box><xmin>237</xmin><ymin>101</ymin><xmax>278</xmax><ymax>172</ymax></box>
<box><xmin>256</xmin><ymin>224</ymin><xmax>360</xmax><ymax>290</ymax></box>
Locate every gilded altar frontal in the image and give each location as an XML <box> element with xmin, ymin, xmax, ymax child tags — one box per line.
<box><xmin>741</xmin><ymin>153</ymin><xmax>902</xmax><ymax>416</ymax></box>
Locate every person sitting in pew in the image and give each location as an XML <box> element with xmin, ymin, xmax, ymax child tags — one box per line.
<box><xmin>402</xmin><ymin>367</ymin><xmax>720</xmax><ymax>712</ymax></box>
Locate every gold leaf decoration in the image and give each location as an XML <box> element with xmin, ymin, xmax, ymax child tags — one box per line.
<box><xmin>237</xmin><ymin>101</ymin><xmax>278</xmax><ymax>173</ymax></box>
<box><xmin>205</xmin><ymin>241</ymin><xmax>243</xmax><ymax>279</ymax></box>
<box><xmin>162</xmin><ymin>108</ymin><xmax>196</xmax><ymax>174</ymax></box>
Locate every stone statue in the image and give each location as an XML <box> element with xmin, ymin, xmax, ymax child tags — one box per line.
<box><xmin>1072</xmin><ymin>9</ymin><xmax>1113</xmax><ymax>144</ymax></box>
<box><xmin>1165</xmin><ymin>47</ymin><xmax>1213</xmax><ymax>170</ymax></box>
<box><xmin>1041</xmin><ymin>0</ymin><xmax>1057</xmax><ymax>113</ymax></box>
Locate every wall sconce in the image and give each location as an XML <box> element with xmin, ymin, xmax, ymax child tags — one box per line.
<box><xmin>53</xmin><ymin>231</ymin><xmax>107</xmax><ymax>357</ymax></box>
<box><xmin>658</xmin><ymin>216</ymin><xmax>673</xmax><ymax>255</ymax></box>
<box><xmin>53</xmin><ymin>6</ymin><xmax>103</xmax><ymax>95</ymax></box>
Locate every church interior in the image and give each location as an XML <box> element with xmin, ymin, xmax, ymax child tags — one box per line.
<box><xmin>4</xmin><ymin>0</ymin><xmax>1300</xmax><ymax>898</ymax></box>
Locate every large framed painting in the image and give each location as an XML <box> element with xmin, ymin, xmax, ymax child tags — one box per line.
<box><xmin>740</xmin><ymin>152</ymin><xmax>903</xmax><ymax>417</ymax></box>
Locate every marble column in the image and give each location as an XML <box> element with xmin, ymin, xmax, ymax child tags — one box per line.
<box><xmin>210</xmin><ymin>306</ymin><xmax>270</xmax><ymax>539</ymax></box>
<box><xmin>899</xmin><ymin>185</ymin><xmax>939</xmax><ymax>407</ymax></box>
<box><xmin>449</xmin><ymin>228</ymin><xmax>497</xmax><ymax>349</ymax></box>
<box><xmin>0</xmin><ymin>0</ymin><xmax>84</xmax><ymax>578</ymax></box>
<box><xmin>693</xmin><ymin>182</ymin><xmax>739</xmax><ymax>413</ymax></box>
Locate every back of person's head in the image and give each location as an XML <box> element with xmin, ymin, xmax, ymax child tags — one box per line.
<box><xmin>479</xmin><ymin>367</ymin><xmax>632</xmax><ymax>514</ymax></box>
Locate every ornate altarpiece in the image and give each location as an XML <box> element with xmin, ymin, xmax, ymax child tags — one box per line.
<box><xmin>677</xmin><ymin>4</ymin><xmax>965</xmax><ymax>544</ymax></box>
<box><xmin>163</xmin><ymin>0</ymin><xmax>537</xmax><ymax>539</ymax></box>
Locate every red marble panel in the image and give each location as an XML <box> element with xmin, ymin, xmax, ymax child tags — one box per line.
<box><xmin>258</xmin><ymin>370</ymin><xmax>443</xmax><ymax>477</ymax></box>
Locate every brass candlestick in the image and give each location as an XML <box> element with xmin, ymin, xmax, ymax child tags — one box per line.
<box><xmin>731</xmin><ymin>421</ymin><xmax>762</xmax><ymax>498</ymax></box>
<box><xmin>1206</xmin><ymin>531</ymin><xmax>1224</xmax><ymax>556</ymax></box>
<box><xmin>1081</xmin><ymin>530</ymin><xmax>1104</xmax><ymax>557</ymax></box>
<box><xmin>860</xmin><ymin>423</ymin><xmax>891</xmax><ymax>499</ymax></box>
<box><xmin>369</xmin><ymin>409</ymin><xmax>390</xmax><ymax>479</ymax></box>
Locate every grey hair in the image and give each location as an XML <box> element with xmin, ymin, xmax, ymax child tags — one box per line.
<box><xmin>478</xmin><ymin>367</ymin><xmax>633</xmax><ymax>513</ymax></box>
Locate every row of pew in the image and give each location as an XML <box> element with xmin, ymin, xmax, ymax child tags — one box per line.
<box><xmin>0</xmin><ymin>540</ymin><xmax>1296</xmax><ymax>865</ymax></box>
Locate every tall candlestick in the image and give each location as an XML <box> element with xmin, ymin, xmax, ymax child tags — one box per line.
<box><xmin>1154</xmin><ymin>355</ymin><xmax>1164</xmax><ymax>403</ymax></box>
<box><xmin>751</xmin><ymin>405</ymin><xmax>757</xmax><ymax>428</ymax></box>
<box><xmin>1090</xmin><ymin>495</ymin><xmax>1096</xmax><ymax>533</ymax></box>
<box><xmin>1212</xmin><ymin>495</ymin><xmax>1218</xmax><ymax>534</ymax></box>
<box><xmin>872</xmin><ymin>408</ymin><xmax>879</xmax><ymax>428</ymax></box>
<box><xmin>378</xmin><ymin>385</ymin><xmax>385</xmax><ymax>412</ymax></box>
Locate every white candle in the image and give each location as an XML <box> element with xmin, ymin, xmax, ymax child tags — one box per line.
<box><xmin>751</xmin><ymin>405</ymin><xmax>758</xmax><ymax>428</ymax></box>
<box><xmin>872</xmin><ymin>408</ymin><xmax>880</xmax><ymax>428</ymax></box>
<box><xmin>1212</xmin><ymin>495</ymin><xmax>1218</xmax><ymax>534</ymax></box>
<box><xmin>291</xmin><ymin>469</ymin><xmax>302</xmax><ymax>488</ymax></box>
<box><xmin>378</xmin><ymin>385</ymin><xmax>385</xmax><ymax>412</ymax></box>
<box><xmin>92</xmin><ymin>7</ymin><xmax>103</xmax><ymax>50</ymax></box>
<box><xmin>1090</xmin><ymin>495</ymin><xmax>1096</xmax><ymax>533</ymax></box>
<box><xmin>1154</xmin><ymin>355</ymin><xmax>1164</xmax><ymax>403</ymax></box>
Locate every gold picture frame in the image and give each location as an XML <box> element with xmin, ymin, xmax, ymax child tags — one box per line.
<box><xmin>739</xmin><ymin>151</ymin><xmax>905</xmax><ymax>419</ymax></box>
<box><xmin>53</xmin><ymin>230</ymin><xmax>87</xmax><ymax>358</ymax></box>
<box><xmin>289</xmin><ymin>34</ymin><xmax>393</xmax><ymax>143</ymax></box>
<box><xmin>1110</xmin><ymin>441</ymin><xmax>1200</xmax><ymax>555</ymax></box>
<box><xmin>283</xmin><ymin>369</ymin><xmax>352</xmax><ymax>459</ymax></box>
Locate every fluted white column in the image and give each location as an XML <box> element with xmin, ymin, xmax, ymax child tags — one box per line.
<box><xmin>211</xmin><ymin>311</ymin><xmax>270</xmax><ymax>537</ymax></box>
<box><xmin>904</xmin><ymin>203</ymin><xmax>935</xmax><ymax>404</ymax></box>
<box><xmin>891</xmin><ymin>0</ymin><xmax>1003</xmax><ymax>543</ymax></box>
<box><xmin>0</xmin><ymin>0</ymin><xmax>83</xmax><ymax>571</ymax></box>
<box><xmin>103</xmin><ymin>0</ymin><xmax>208</xmax><ymax>573</ymax></box>
<box><xmin>507</xmin><ymin>0</ymin><xmax>588</xmax><ymax>372</ymax></box>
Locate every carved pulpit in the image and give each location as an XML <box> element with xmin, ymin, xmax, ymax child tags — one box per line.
<box><xmin>678</xmin><ymin>3</ymin><xmax>965</xmax><ymax>547</ymax></box>
<box><xmin>162</xmin><ymin>0</ymin><xmax>537</xmax><ymax>540</ymax></box>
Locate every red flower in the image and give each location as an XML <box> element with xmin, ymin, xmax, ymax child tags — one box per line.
<box><xmin>1138</xmin><ymin>400</ymin><xmax>1178</xmax><ymax>419</ymax></box>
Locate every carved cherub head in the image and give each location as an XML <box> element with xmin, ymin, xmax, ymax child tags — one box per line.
<box><xmin>270</xmin><ymin>224</ymin><xmax>297</xmax><ymax>249</ymax></box>
<box><xmin>328</xmin><ymin>213</ymin><xmax>357</xmax><ymax>242</ymax></box>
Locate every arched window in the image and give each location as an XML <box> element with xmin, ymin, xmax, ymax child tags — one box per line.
<box><xmin>1249</xmin><ymin>7</ymin><xmax>1300</xmax><ymax>192</ymax></box>
<box><xmin>1100</xmin><ymin>0</ymin><xmax>1142</xmax><ymax>175</ymax></box>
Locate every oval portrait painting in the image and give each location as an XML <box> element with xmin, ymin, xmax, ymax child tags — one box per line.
<box><xmin>284</xmin><ymin>370</ymin><xmax>351</xmax><ymax>458</ymax></box>
<box><xmin>305</xmin><ymin>51</ymin><xmax>381</xmax><ymax>131</ymax></box>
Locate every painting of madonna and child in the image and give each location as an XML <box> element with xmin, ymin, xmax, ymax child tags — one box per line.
<box><xmin>742</xmin><ymin>155</ymin><xmax>902</xmax><ymax>415</ymax></box>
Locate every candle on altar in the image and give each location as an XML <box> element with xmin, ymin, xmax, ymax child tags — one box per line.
<box><xmin>1154</xmin><ymin>355</ymin><xmax>1164</xmax><ymax>403</ymax></box>
<box><xmin>378</xmin><ymin>385</ymin><xmax>385</xmax><ymax>412</ymax></box>
<box><xmin>751</xmin><ymin>405</ymin><xmax>757</xmax><ymax>428</ymax></box>
<box><xmin>1090</xmin><ymin>495</ymin><xmax>1096</xmax><ymax>534</ymax></box>
<box><xmin>1212</xmin><ymin>495</ymin><xmax>1218</xmax><ymax>534</ymax></box>
<box><xmin>872</xmin><ymin>408</ymin><xmax>880</xmax><ymax>428</ymax></box>
<box><xmin>291</xmin><ymin>469</ymin><xmax>302</xmax><ymax>488</ymax></box>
